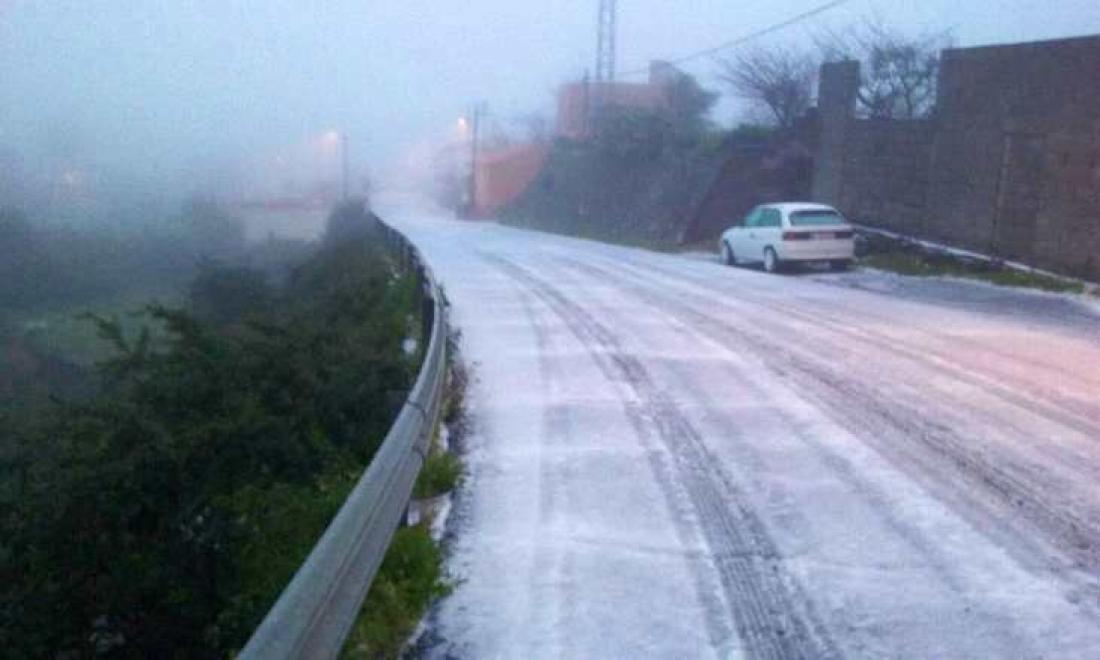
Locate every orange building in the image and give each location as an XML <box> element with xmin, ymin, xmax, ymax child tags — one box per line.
<box><xmin>472</xmin><ymin>143</ymin><xmax>549</xmax><ymax>218</ymax></box>
<box><xmin>466</xmin><ymin>62</ymin><xmax>690</xmax><ymax>218</ymax></box>
<box><xmin>556</xmin><ymin>61</ymin><xmax>686</xmax><ymax>139</ymax></box>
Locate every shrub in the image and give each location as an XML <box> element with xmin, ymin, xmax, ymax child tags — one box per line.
<box><xmin>1</xmin><ymin>232</ymin><xmax>419</xmax><ymax>657</ymax></box>
<box><xmin>340</xmin><ymin>525</ymin><xmax>450</xmax><ymax>659</ymax></box>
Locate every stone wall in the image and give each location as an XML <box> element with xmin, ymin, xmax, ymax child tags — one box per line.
<box><xmin>499</xmin><ymin>139</ymin><xmax>727</xmax><ymax>245</ymax></box>
<box><xmin>814</xmin><ymin>35</ymin><xmax>1100</xmax><ymax>279</ymax></box>
<box><xmin>840</xmin><ymin>119</ymin><xmax>935</xmax><ymax>238</ymax></box>
<box><xmin>685</xmin><ymin>136</ymin><xmax>815</xmax><ymax>243</ymax></box>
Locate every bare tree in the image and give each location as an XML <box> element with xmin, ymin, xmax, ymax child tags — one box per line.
<box><xmin>817</xmin><ymin>20</ymin><xmax>950</xmax><ymax>119</ymax></box>
<box><xmin>718</xmin><ymin>48</ymin><xmax>816</xmax><ymax>129</ymax></box>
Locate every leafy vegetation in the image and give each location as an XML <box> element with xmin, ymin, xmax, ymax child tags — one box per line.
<box><xmin>414</xmin><ymin>448</ymin><xmax>463</xmax><ymax>501</ymax></box>
<box><xmin>1</xmin><ymin>203</ymin><xmax>433</xmax><ymax>658</ymax></box>
<box><xmin>341</xmin><ymin>524</ymin><xmax>451</xmax><ymax>659</ymax></box>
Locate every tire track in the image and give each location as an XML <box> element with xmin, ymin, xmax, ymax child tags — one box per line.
<box><xmin>592</xmin><ymin>251</ymin><xmax>1100</xmax><ymax>434</ymax></box>
<box><xmin>519</xmin><ymin>285</ymin><xmax>737</xmax><ymax>654</ymax></box>
<box><xmin>560</xmin><ymin>256</ymin><xmax>1100</xmax><ymax>577</ymax></box>
<box><xmin>481</xmin><ymin>252</ymin><xmax>840</xmax><ymax>660</ymax></box>
<box><xmin>574</xmin><ymin>254</ymin><xmax>1100</xmax><ymax>482</ymax></box>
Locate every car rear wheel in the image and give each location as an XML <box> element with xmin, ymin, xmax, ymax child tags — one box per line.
<box><xmin>763</xmin><ymin>247</ymin><xmax>781</xmax><ymax>274</ymax></box>
<box><xmin>722</xmin><ymin>242</ymin><xmax>736</xmax><ymax>266</ymax></box>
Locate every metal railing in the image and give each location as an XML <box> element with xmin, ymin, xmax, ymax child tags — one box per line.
<box><xmin>240</xmin><ymin>215</ymin><xmax>447</xmax><ymax>660</ymax></box>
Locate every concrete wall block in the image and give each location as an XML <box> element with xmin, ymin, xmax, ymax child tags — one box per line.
<box><xmin>815</xmin><ymin>35</ymin><xmax>1100</xmax><ymax>277</ymax></box>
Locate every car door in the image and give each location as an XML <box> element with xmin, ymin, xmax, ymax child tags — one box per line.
<box><xmin>756</xmin><ymin>207</ymin><xmax>783</xmax><ymax>256</ymax></box>
<box><xmin>722</xmin><ymin>213</ymin><xmax>745</xmax><ymax>262</ymax></box>
<box><xmin>735</xmin><ymin>206</ymin><xmax>763</xmax><ymax>263</ymax></box>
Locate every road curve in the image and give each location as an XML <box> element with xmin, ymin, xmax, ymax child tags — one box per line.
<box><xmin>382</xmin><ymin>201</ymin><xmax>1100</xmax><ymax>659</ymax></box>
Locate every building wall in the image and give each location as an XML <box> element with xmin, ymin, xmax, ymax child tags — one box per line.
<box><xmin>473</xmin><ymin>144</ymin><xmax>549</xmax><ymax>218</ymax></box>
<box><xmin>555</xmin><ymin>63</ymin><xmax>676</xmax><ymax>140</ymax></box>
<box><xmin>556</xmin><ymin>82</ymin><xmax>591</xmax><ymax>140</ymax></box>
<box><xmin>815</xmin><ymin>35</ymin><xmax>1100</xmax><ymax>279</ymax></box>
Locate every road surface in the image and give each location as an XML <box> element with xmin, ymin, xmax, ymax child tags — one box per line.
<box><xmin>382</xmin><ymin>201</ymin><xmax>1100</xmax><ymax>659</ymax></box>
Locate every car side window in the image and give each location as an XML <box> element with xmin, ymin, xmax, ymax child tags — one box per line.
<box><xmin>762</xmin><ymin>209</ymin><xmax>781</xmax><ymax>227</ymax></box>
<box><xmin>743</xmin><ymin>207</ymin><xmax>762</xmax><ymax>227</ymax></box>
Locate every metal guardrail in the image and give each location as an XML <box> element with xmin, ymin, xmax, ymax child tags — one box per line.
<box><xmin>240</xmin><ymin>215</ymin><xmax>448</xmax><ymax>660</ymax></box>
<box><xmin>853</xmin><ymin>223</ymin><xmax>1098</xmax><ymax>289</ymax></box>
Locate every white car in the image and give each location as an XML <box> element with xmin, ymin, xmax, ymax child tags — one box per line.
<box><xmin>719</xmin><ymin>202</ymin><xmax>855</xmax><ymax>273</ymax></box>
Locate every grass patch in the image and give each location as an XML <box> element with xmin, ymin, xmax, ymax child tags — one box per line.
<box><xmin>416</xmin><ymin>348</ymin><xmax>467</xmax><ymax>500</ymax></box>
<box><xmin>413</xmin><ymin>450</ymin><xmax>462</xmax><ymax>500</ymax></box>
<box><xmin>340</xmin><ymin>524</ymin><xmax>451</xmax><ymax>659</ymax></box>
<box><xmin>441</xmin><ymin>346</ymin><xmax>468</xmax><ymax>427</ymax></box>
<box><xmin>861</xmin><ymin>250</ymin><xmax>1085</xmax><ymax>294</ymax></box>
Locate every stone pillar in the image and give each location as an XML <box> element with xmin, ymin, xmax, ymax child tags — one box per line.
<box><xmin>812</xmin><ymin>60</ymin><xmax>859</xmax><ymax>206</ymax></box>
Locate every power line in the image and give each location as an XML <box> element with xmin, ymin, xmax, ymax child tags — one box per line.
<box><xmin>618</xmin><ymin>0</ymin><xmax>851</xmax><ymax>78</ymax></box>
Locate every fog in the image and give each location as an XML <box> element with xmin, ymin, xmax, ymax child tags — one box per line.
<box><xmin>3</xmin><ymin>3</ymin><xmax>1100</xmax><ymax>656</ymax></box>
<box><xmin>2</xmin><ymin>0</ymin><xmax>1099</xmax><ymax>222</ymax></box>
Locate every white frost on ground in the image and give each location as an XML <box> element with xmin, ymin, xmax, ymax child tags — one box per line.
<box><xmin>378</xmin><ymin>195</ymin><xmax>1100</xmax><ymax>659</ymax></box>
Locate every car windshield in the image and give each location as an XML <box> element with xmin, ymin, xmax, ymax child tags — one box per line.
<box><xmin>789</xmin><ymin>210</ymin><xmax>847</xmax><ymax>226</ymax></box>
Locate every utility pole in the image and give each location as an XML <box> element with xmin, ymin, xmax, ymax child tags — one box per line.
<box><xmin>593</xmin><ymin>0</ymin><xmax>617</xmax><ymax>129</ymax></box>
<box><xmin>582</xmin><ymin>69</ymin><xmax>591</xmax><ymax>137</ymax></box>
<box><xmin>595</xmin><ymin>0</ymin><xmax>617</xmax><ymax>84</ymax></box>
<box><xmin>467</xmin><ymin>103</ymin><xmax>484</xmax><ymax>217</ymax></box>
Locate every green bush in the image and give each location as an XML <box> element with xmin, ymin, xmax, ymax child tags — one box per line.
<box><xmin>189</xmin><ymin>261</ymin><xmax>275</xmax><ymax>327</ymax></box>
<box><xmin>1</xmin><ymin>224</ymin><xmax>421</xmax><ymax>657</ymax></box>
<box><xmin>413</xmin><ymin>450</ymin><xmax>462</xmax><ymax>500</ymax></box>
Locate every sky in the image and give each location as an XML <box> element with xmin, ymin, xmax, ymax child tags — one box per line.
<box><xmin>1</xmin><ymin>0</ymin><xmax>1098</xmax><ymax>206</ymax></box>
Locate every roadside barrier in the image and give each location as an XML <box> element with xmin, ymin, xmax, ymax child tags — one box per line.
<box><xmin>240</xmin><ymin>213</ymin><xmax>447</xmax><ymax>659</ymax></box>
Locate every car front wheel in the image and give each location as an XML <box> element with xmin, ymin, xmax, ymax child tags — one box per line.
<box><xmin>722</xmin><ymin>242</ymin><xmax>736</xmax><ymax>266</ymax></box>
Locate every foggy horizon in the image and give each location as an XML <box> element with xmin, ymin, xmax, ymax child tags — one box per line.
<box><xmin>3</xmin><ymin>0</ymin><xmax>1099</xmax><ymax>216</ymax></box>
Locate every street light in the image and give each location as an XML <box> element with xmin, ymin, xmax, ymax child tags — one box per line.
<box><xmin>320</xmin><ymin>129</ymin><xmax>349</xmax><ymax>201</ymax></box>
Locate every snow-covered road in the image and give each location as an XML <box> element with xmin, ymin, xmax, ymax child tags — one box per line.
<box><xmin>383</xmin><ymin>203</ymin><xmax>1100</xmax><ymax>659</ymax></box>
